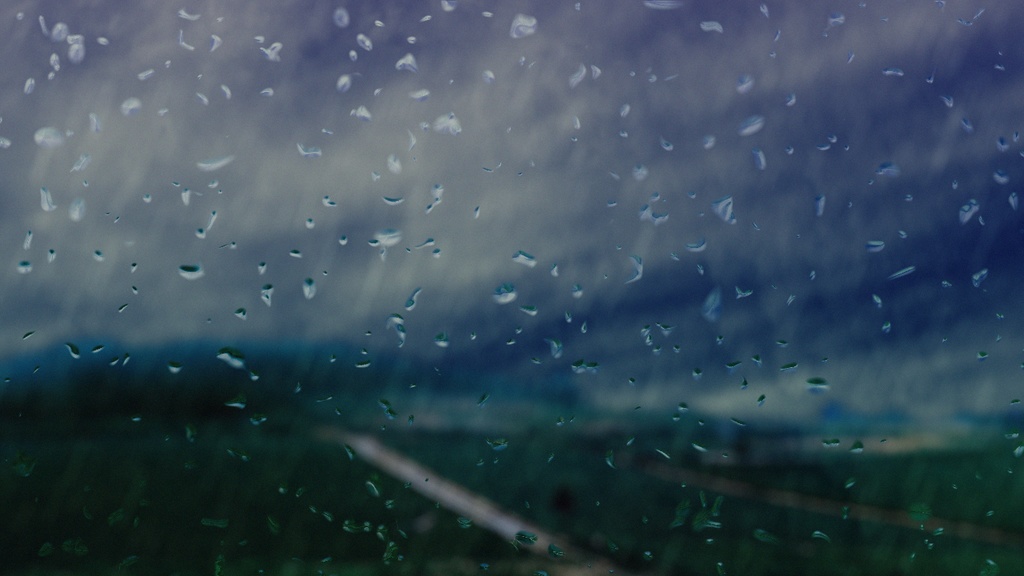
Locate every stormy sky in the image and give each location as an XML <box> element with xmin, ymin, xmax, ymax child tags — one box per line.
<box><xmin>2</xmin><ymin>0</ymin><xmax>1022</xmax><ymax>428</ymax></box>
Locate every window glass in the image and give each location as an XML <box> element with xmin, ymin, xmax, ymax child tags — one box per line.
<box><xmin>2</xmin><ymin>1</ymin><xmax>1022</xmax><ymax>574</ymax></box>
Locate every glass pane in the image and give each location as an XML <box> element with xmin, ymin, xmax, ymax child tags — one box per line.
<box><xmin>2</xmin><ymin>1</ymin><xmax>1021</xmax><ymax>574</ymax></box>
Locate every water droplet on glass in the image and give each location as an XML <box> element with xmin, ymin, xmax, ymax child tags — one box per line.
<box><xmin>178</xmin><ymin>264</ymin><xmax>204</xmax><ymax>280</ymax></box>
<box><xmin>34</xmin><ymin>127</ymin><xmax>64</xmax><ymax>148</ymax></box>
<box><xmin>493</xmin><ymin>283</ymin><xmax>517</xmax><ymax>304</ymax></box>
<box><xmin>752</xmin><ymin>148</ymin><xmax>767</xmax><ymax>170</ymax></box>
<box><xmin>971</xmin><ymin>268</ymin><xmax>988</xmax><ymax>288</ymax></box>
<box><xmin>40</xmin><ymin>188</ymin><xmax>57</xmax><ymax>212</ymax></box>
<box><xmin>702</xmin><ymin>287</ymin><xmax>723</xmax><ymax>322</ymax></box>
<box><xmin>644</xmin><ymin>0</ymin><xmax>683</xmax><ymax>8</ymax></box>
<box><xmin>959</xmin><ymin>199</ymin><xmax>979</xmax><ymax>224</ymax></box>
<box><xmin>711</xmin><ymin>196</ymin><xmax>736</xmax><ymax>224</ymax></box>
<box><xmin>120</xmin><ymin>97</ymin><xmax>142</xmax><ymax>116</ymax></box>
<box><xmin>738</xmin><ymin>115</ymin><xmax>764</xmax><ymax>136</ymax></box>
<box><xmin>886</xmin><ymin>266</ymin><xmax>916</xmax><ymax>281</ymax></box>
<box><xmin>68</xmin><ymin>40</ymin><xmax>85</xmax><ymax>64</ymax></box>
<box><xmin>876</xmin><ymin>162</ymin><xmax>901</xmax><ymax>177</ymax></box>
<box><xmin>333</xmin><ymin>7</ymin><xmax>350</xmax><ymax>28</ymax></box>
<box><xmin>432</xmin><ymin>113</ymin><xmax>461</xmax><ymax>135</ymax></box>
<box><xmin>512</xmin><ymin>250</ymin><xmax>536</xmax><ymax>267</ymax></box>
<box><xmin>260</xmin><ymin>42</ymin><xmax>283</xmax><ymax>61</ymax></box>
<box><xmin>509</xmin><ymin>14</ymin><xmax>537</xmax><ymax>38</ymax></box>
<box><xmin>395</xmin><ymin>53</ymin><xmax>418</xmax><ymax>72</ymax></box>
<box><xmin>700</xmin><ymin>21</ymin><xmax>724</xmax><ymax>33</ymax></box>
<box><xmin>625</xmin><ymin>255</ymin><xmax>643</xmax><ymax>284</ymax></box>
<box><xmin>297</xmin><ymin>143</ymin><xmax>322</xmax><ymax>158</ymax></box>
<box><xmin>196</xmin><ymin>156</ymin><xmax>235</xmax><ymax>172</ymax></box>
<box><xmin>68</xmin><ymin>198</ymin><xmax>85</xmax><ymax>222</ymax></box>
<box><xmin>736</xmin><ymin>74</ymin><xmax>754</xmax><ymax>93</ymax></box>
<box><xmin>374</xmin><ymin>228</ymin><xmax>402</xmax><ymax>247</ymax></box>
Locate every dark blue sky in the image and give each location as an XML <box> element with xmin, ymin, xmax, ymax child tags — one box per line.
<box><xmin>1</xmin><ymin>0</ymin><xmax>1022</xmax><ymax>429</ymax></box>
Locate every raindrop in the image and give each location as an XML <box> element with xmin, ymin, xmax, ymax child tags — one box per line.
<box><xmin>333</xmin><ymin>7</ymin><xmax>350</xmax><ymax>28</ymax></box>
<box><xmin>876</xmin><ymin>162</ymin><xmax>900</xmax><ymax>177</ymax></box>
<box><xmin>644</xmin><ymin>0</ymin><xmax>683</xmax><ymax>8</ymax></box>
<box><xmin>196</xmin><ymin>156</ymin><xmax>235</xmax><ymax>172</ymax></box>
<box><xmin>702</xmin><ymin>287</ymin><xmax>723</xmax><ymax>322</ymax></box>
<box><xmin>886</xmin><ymin>266</ymin><xmax>916</xmax><ymax>281</ymax></box>
<box><xmin>34</xmin><ymin>127</ymin><xmax>64</xmax><ymax>148</ymax></box>
<box><xmin>68</xmin><ymin>40</ymin><xmax>85</xmax><ymax>64</ymax></box>
<box><xmin>373</xmin><ymin>228</ymin><xmax>402</xmax><ymax>247</ymax></box>
<box><xmin>509</xmin><ymin>14</ymin><xmax>538</xmax><ymax>38</ymax></box>
<box><xmin>493</xmin><ymin>283</ymin><xmax>517</xmax><ymax>304</ymax></box>
<box><xmin>432</xmin><ymin>113</ymin><xmax>461</xmax><ymax>135</ymax></box>
<box><xmin>71</xmin><ymin>154</ymin><xmax>91</xmax><ymax>172</ymax></box>
<box><xmin>752</xmin><ymin>148</ymin><xmax>767</xmax><ymax>170</ymax></box>
<box><xmin>395</xmin><ymin>53</ymin><xmax>418</xmax><ymax>72</ymax></box>
<box><xmin>569</xmin><ymin>64</ymin><xmax>586</xmax><ymax>88</ymax></box>
<box><xmin>68</xmin><ymin>198</ymin><xmax>85</xmax><ymax>222</ymax></box>
<box><xmin>971</xmin><ymin>269</ymin><xmax>988</xmax><ymax>288</ymax></box>
<box><xmin>120</xmin><ymin>97</ymin><xmax>142</xmax><ymax>116</ymax></box>
<box><xmin>736</xmin><ymin>74</ymin><xmax>754</xmax><ymax>93</ymax></box>
<box><xmin>260</xmin><ymin>42</ymin><xmax>283</xmax><ymax>61</ymax></box>
<box><xmin>405</xmin><ymin>287</ymin><xmax>421</xmax><ymax>310</ymax></box>
<box><xmin>297</xmin><ymin>144</ymin><xmax>322</xmax><ymax>158</ymax></box>
<box><xmin>711</xmin><ymin>196</ymin><xmax>736</xmax><ymax>224</ymax></box>
<box><xmin>738</xmin><ymin>115</ymin><xmax>765</xmax><ymax>136</ymax></box>
<box><xmin>178</xmin><ymin>264</ymin><xmax>204</xmax><ymax>280</ymax></box>
<box><xmin>959</xmin><ymin>199</ymin><xmax>979</xmax><ymax>224</ymax></box>
<box><xmin>513</xmin><ymin>250</ymin><xmax>537</xmax><ymax>267</ymax></box>
<box><xmin>625</xmin><ymin>255</ymin><xmax>643</xmax><ymax>284</ymax></box>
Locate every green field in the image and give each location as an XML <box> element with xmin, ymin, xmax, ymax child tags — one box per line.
<box><xmin>2</xmin><ymin>357</ymin><xmax>1022</xmax><ymax>575</ymax></box>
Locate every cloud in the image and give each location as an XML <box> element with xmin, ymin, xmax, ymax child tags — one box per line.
<box><xmin>2</xmin><ymin>0</ymin><xmax>1022</xmax><ymax>429</ymax></box>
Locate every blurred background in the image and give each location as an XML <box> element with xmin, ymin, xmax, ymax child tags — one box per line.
<box><xmin>1</xmin><ymin>0</ymin><xmax>1023</xmax><ymax>574</ymax></box>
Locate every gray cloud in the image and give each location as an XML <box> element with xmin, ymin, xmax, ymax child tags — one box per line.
<box><xmin>3</xmin><ymin>0</ymin><xmax>1022</xmax><ymax>429</ymax></box>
